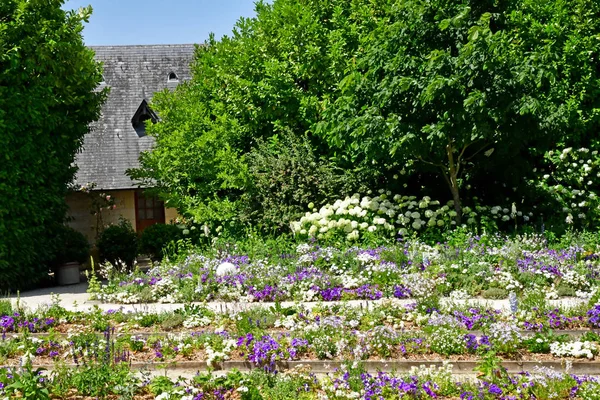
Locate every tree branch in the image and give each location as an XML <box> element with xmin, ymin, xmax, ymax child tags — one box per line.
<box><xmin>416</xmin><ymin>156</ymin><xmax>445</xmax><ymax>169</ymax></box>
<box><xmin>455</xmin><ymin>144</ymin><xmax>470</xmax><ymax>177</ymax></box>
<box><xmin>463</xmin><ymin>142</ymin><xmax>489</xmax><ymax>162</ymax></box>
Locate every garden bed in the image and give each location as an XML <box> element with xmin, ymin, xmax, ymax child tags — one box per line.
<box><xmin>3</xmin><ymin>232</ymin><xmax>600</xmax><ymax>398</ymax></box>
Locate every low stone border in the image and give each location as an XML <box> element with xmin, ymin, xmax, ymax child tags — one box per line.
<box><xmin>83</xmin><ymin>297</ymin><xmax>587</xmax><ymax>313</ymax></box>
<box><xmin>20</xmin><ymin>329</ymin><xmax>600</xmax><ymax>340</ymax></box>
<box><xmin>17</xmin><ymin>359</ymin><xmax>600</xmax><ymax>376</ymax></box>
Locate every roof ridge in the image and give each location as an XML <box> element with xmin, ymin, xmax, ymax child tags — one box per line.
<box><xmin>89</xmin><ymin>44</ymin><xmax>198</xmax><ymax>48</ymax></box>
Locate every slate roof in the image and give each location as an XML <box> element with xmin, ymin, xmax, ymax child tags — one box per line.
<box><xmin>74</xmin><ymin>44</ymin><xmax>196</xmax><ymax>190</ymax></box>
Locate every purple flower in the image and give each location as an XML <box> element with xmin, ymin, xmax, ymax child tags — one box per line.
<box><xmin>488</xmin><ymin>383</ymin><xmax>503</xmax><ymax>395</ymax></box>
<box><xmin>393</xmin><ymin>285</ymin><xmax>412</xmax><ymax>299</ymax></box>
<box><xmin>319</xmin><ymin>286</ymin><xmax>344</xmax><ymax>301</ymax></box>
<box><xmin>587</xmin><ymin>305</ymin><xmax>600</xmax><ymax>327</ymax></box>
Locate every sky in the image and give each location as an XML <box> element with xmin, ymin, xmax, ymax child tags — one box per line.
<box><xmin>63</xmin><ymin>0</ymin><xmax>259</xmax><ymax>45</ymax></box>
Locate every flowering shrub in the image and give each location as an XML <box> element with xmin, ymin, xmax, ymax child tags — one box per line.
<box><xmin>291</xmin><ymin>191</ymin><xmax>532</xmax><ymax>241</ymax></box>
<box><xmin>534</xmin><ymin>146</ymin><xmax>600</xmax><ymax>227</ymax></box>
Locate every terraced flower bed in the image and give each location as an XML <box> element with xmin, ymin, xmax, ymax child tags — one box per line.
<box><xmin>3</xmin><ymin>233</ymin><xmax>600</xmax><ymax>398</ymax></box>
<box><xmin>2</xmin><ymin>293</ymin><xmax>600</xmax><ymax>398</ymax></box>
<box><xmin>93</xmin><ymin>234</ymin><xmax>600</xmax><ymax>304</ymax></box>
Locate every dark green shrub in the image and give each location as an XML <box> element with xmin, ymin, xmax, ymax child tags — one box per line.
<box><xmin>244</xmin><ymin>134</ymin><xmax>351</xmax><ymax>234</ymax></box>
<box><xmin>97</xmin><ymin>219</ymin><xmax>138</xmax><ymax>267</ymax></box>
<box><xmin>138</xmin><ymin>223</ymin><xmax>182</xmax><ymax>261</ymax></box>
<box><xmin>54</xmin><ymin>226</ymin><xmax>90</xmax><ymax>265</ymax></box>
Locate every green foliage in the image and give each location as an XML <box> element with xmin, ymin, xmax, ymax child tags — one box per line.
<box><xmin>317</xmin><ymin>0</ymin><xmax>600</xmax><ymax>220</ymax></box>
<box><xmin>244</xmin><ymin>133</ymin><xmax>351</xmax><ymax>233</ymax></box>
<box><xmin>0</xmin><ymin>299</ymin><xmax>12</xmax><ymax>317</ymax></box>
<box><xmin>1</xmin><ymin>364</ymin><xmax>50</xmax><ymax>400</ymax></box>
<box><xmin>0</xmin><ymin>0</ymin><xmax>105</xmax><ymax>290</ymax></box>
<box><xmin>128</xmin><ymin>0</ymin><xmax>389</xmax><ymax>232</ymax></box>
<box><xmin>132</xmin><ymin>0</ymin><xmax>600</xmax><ymax>236</ymax></box>
<box><xmin>160</xmin><ymin>313</ymin><xmax>184</xmax><ymax>331</ymax></box>
<box><xmin>65</xmin><ymin>359</ymin><xmax>135</xmax><ymax>398</ymax></box>
<box><xmin>481</xmin><ymin>287</ymin><xmax>508</xmax><ymax>300</ymax></box>
<box><xmin>97</xmin><ymin>218</ymin><xmax>138</xmax><ymax>267</ymax></box>
<box><xmin>149</xmin><ymin>376</ymin><xmax>174</xmax><ymax>396</ymax></box>
<box><xmin>138</xmin><ymin>223</ymin><xmax>182</xmax><ymax>261</ymax></box>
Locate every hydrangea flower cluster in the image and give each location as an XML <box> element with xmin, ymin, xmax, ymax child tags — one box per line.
<box><xmin>535</xmin><ymin>146</ymin><xmax>600</xmax><ymax>226</ymax></box>
<box><xmin>291</xmin><ymin>191</ymin><xmax>533</xmax><ymax>241</ymax></box>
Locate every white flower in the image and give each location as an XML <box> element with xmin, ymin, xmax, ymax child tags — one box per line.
<box><xmin>347</xmin><ymin>230</ymin><xmax>360</xmax><ymax>241</ymax></box>
<box><xmin>216</xmin><ymin>262</ymin><xmax>236</xmax><ymax>276</ymax></box>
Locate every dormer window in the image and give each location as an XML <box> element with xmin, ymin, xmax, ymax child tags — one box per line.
<box><xmin>168</xmin><ymin>72</ymin><xmax>179</xmax><ymax>82</ymax></box>
<box><xmin>131</xmin><ymin>99</ymin><xmax>159</xmax><ymax>137</ymax></box>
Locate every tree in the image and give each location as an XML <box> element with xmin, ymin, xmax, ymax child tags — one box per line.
<box><xmin>129</xmin><ymin>0</ymin><xmax>393</xmax><ymax>230</ymax></box>
<box><xmin>317</xmin><ymin>0</ymin><xmax>600</xmax><ymax>222</ymax></box>
<box><xmin>0</xmin><ymin>0</ymin><xmax>105</xmax><ymax>290</ymax></box>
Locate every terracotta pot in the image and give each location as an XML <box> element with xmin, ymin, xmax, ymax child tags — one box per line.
<box><xmin>56</xmin><ymin>261</ymin><xmax>81</xmax><ymax>285</ymax></box>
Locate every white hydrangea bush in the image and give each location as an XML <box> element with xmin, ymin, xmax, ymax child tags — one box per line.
<box><xmin>291</xmin><ymin>191</ymin><xmax>532</xmax><ymax>241</ymax></box>
<box><xmin>535</xmin><ymin>146</ymin><xmax>600</xmax><ymax>226</ymax></box>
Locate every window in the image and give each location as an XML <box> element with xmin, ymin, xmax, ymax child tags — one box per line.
<box><xmin>168</xmin><ymin>72</ymin><xmax>179</xmax><ymax>82</ymax></box>
<box><xmin>131</xmin><ymin>99</ymin><xmax>159</xmax><ymax>137</ymax></box>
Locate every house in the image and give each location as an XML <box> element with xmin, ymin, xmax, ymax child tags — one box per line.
<box><xmin>66</xmin><ymin>44</ymin><xmax>196</xmax><ymax>243</ymax></box>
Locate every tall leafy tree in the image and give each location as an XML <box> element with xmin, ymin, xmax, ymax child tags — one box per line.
<box><xmin>130</xmin><ymin>0</ymin><xmax>393</xmax><ymax>228</ymax></box>
<box><xmin>0</xmin><ymin>0</ymin><xmax>105</xmax><ymax>290</ymax></box>
<box><xmin>318</xmin><ymin>0</ymin><xmax>600</xmax><ymax>221</ymax></box>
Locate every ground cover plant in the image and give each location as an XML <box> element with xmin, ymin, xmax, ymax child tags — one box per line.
<box><xmin>4</xmin><ymin>361</ymin><xmax>600</xmax><ymax>399</ymax></box>
<box><xmin>90</xmin><ymin>230</ymin><xmax>600</xmax><ymax>305</ymax></box>
<box><xmin>4</xmin><ymin>294</ymin><xmax>600</xmax><ymax>398</ymax></box>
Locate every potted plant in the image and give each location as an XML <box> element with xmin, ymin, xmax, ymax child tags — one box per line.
<box><xmin>53</xmin><ymin>226</ymin><xmax>90</xmax><ymax>285</ymax></box>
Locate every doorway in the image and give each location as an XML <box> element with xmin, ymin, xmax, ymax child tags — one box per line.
<box><xmin>134</xmin><ymin>190</ymin><xmax>165</xmax><ymax>232</ymax></box>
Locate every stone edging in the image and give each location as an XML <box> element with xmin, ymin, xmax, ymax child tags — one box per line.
<box><xmin>22</xmin><ymin>359</ymin><xmax>600</xmax><ymax>375</ymax></box>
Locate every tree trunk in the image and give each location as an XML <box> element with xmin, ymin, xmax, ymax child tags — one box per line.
<box><xmin>446</xmin><ymin>143</ymin><xmax>462</xmax><ymax>224</ymax></box>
